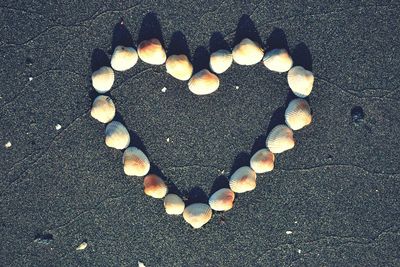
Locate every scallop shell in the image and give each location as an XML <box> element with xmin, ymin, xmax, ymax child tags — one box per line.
<box><xmin>165</xmin><ymin>54</ymin><xmax>193</xmax><ymax>81</ymax></box>
<box><xmin>183</xmin><ymin>203</ymin><xmax>212</xmax><ymax>229</ymax></box>
<box><xmin>110</xmin><ymin>46</ymin><xmax>138</xmax><ymax>71</ymax></box>
<box><xmin>250</xmin><ymin>148</ymin><xmax>275</xmax><ymax>173</ymax></box>
<box><xmin>232</xmin><ymin>38</ymin><xmax>264</xmax><ymax>65</ymax></box>
<box><xmin>287</xmin><ymin>66</ymin><xmax>314</xmax><ymax>97</ymax></box>
<box><xmin>285</xmin><ymin>98</ymin><xmax>312</xmax><ymax>130</ymax></box>
<box><xmin>209</xmin><ymin>188</ymin><xmax>235</xmax><ymax>211</ymax></box>
<box><xmin>90</xmin><ymin>95</ymin><xmax>116</xmax><ymax>123</ymax></box>
<box><xmin>143</xmin><ymin>174</ymin><xmax>168</xmax><ymax>199</ymax></box>
<box><xmin>209</xmin><ymin>49</ymin><xmax>233</xmax><ymax>74</ymax></box>
<box><xmin>91</xmin><ymin>66</ymin><xmax>114</xmax><ymax>93</ymax></box>
<box><xmin>122</xmin><ymin>147</ymin><xmax>150</xmax><ymax>176</ymax></box>
<box><xmin>263</xmin><ymin>49</ymin><xmax>293</xmax><ymax>73</ymax></box>
<box><xmin>137</xmin><ymin>38</ymin><xmax>166</xmax><ymax>65</ymax></box>
<box><xmin>105</xmin><ymin>121</ymin><xmax>130</xmax><ymax>150</ymax></box>
<box><xmin>229</xmin><ymin>166</ymin><xmax>257</xmax><ymax>193</ymax></box>
<box><xmin>188</xmin><ymin>69</ymin><xmax>220</xmax><ymax>95</ymax></box>
<box><xmin>266</xmin><ymin>125</ymin><xmax>295</xmax><ymax>153</ymax></box>
<box><xmin>164</xmin><ymin>194</ymin><xmax>185</xmax><ymax>215</ymax></box>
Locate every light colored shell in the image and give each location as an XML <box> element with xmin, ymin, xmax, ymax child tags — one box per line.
<box><xmin>90</xmin><ymin>95</ymin><xmax>116</xmax><ymax>123</ymax></box>
<box><xmin>208</xmin><ymin>188</ymin><xmax>235</xmax><ymax>211</ymax></box>
<box><xmin>266</xmin><ymin>124</ymin><xmax>295</xmax><ymax>153</ymax></box>
<box><xmin>165</xmin><ymin>54</ymin><xmax>193</xmax><ymax>81</ymax></box>
<box><xmin>188</xmin><ymin>69</ymin><xmax>220</xmax><ymax>95</ymax></box>
<box><xmin>105</xmin><ymin>121</ymin><xmax>130</xmax><ymax>150</ymax></box>
<box><xmin>229</xmin><ymin>166</ymin><xmax>257</xmax><ymax>193</ymax></box>
<box><xmin>209</xmin><ymin>49</ymin><xmax>233</xmax><ymax>74</ymax></box>
<box><xmin>263</xmin><ymin>49</ymin><xmax>293</xmax><ymax>73</ymax></box>
<box><xmin>287</xmin><ymin>66</ymin><xmax>314</xmax><ymax>97</ymax></box>
<box><xmin>143</xmin><ymin>174</ymin><xmax>168</xmax><ymax>199</ymax></box>
<box><xmin>92</xmin><ymin>66</ymin><xmax>114</xmax><ymax>93</ymax></box>
<box><xmin>110</xmin><ymin>46</ymin><xmax>138</xmax><ymax>71</ymax></box>
<box><xmin>232</xmin><ymin>38</ymin><xmax>264</xmax><ymax>65</ymax></box>
<box><xmin>183</xmin><ymin>203</ymin><xmax>212</xmax><ymax>229</ymax></box>
<box><xmin>250</xmin><ymin>148</ymin><xmax>275</xmax><ymax>173</ymax></box>
<box><xmin>123</xmin><ymin>147</ymin><xmax>150</xmax><ymax>176</ymax></box>
<box><xmin>285</xmin><ymin>98</ymin><xmax>312</xmax><ymax>130</ymax></box>
<box><xmin>164</xmin><ymin>194</ymin><xmax>185</xmax><ymax>215</ymax></box>
<box><xmin>137</xmin><ymin>38</ymin><xmax>166</xmax><ymax>65</ymax></box>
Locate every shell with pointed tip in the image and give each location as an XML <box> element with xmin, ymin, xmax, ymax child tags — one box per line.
<box><xmin>110</xmin><ymin>46</ymin><xmax>138</xmax><ymax>71</ymax></box>
<box><xmin>92</xmin><ymin>66</ymin><xmax>114</xmax><ymax>93</ymax></box>
<box><xmin>287</xmin><ymin>66</ymin><xmax>314</xmax><ymax>97</ymax></box>
<box><xmin>137</xmin><ymin>38</ymin><xmax>166</xmax><ymax>65</ymax></box>
<box><xmin>166</xmin><ymin>54</ymin><xmax>193</xmax><ymax>81</ymax></box>
<box><xmin>263</xmin><ymin>49</ymin><xmax>293</xmax><ymax>72</ymax></box>
<box><xmin>232</xmin><ymin>38</ymin><xmax>264</xmax><ymax>65</ymax></box>
<box><xmin>209</xmin><ymin>188</ymin><xmax>235</xmax><ymax>211</ymax></box>
<box><xmin>164</xmin><ymin>194</ymin><xmax>185</xmax><ymax>215</ymax></box>
<box><xmin>229</xmin><ymin>166</ymin><xmax>257</xmax><ymax>193</ymax></box>
<box><xmin>250</xmin><ymin>148</ymin><xmax>275</xmax><ymax>173</ymax></box>
<box><xmin>90</xmin><ymin>95</ymin><xmax>116</xmax><ymax>123</ymax></box>
<box><xmin>123</xmin><ymin>147</ymin><xmax>150</xmax><ymax>176</ymax></box>
<box><xmin>285</xmin><ymin>98</ymin><xmax>312</xmax><ymax>130</ymax></box>
<box><xmin>188</xmin><ymin>69</ymin><xmax>220</xmax><ymax>95</ymax></box>
<box><xmin>144</xmin><ymin>174</ymin><xmax>168</xmax><ymax>199</ymax></box>
<box><xmin>209</xmin><ymin>49</ymin><xmax>233</xmax><ymax>74</ymax></box>
<box><xmin>183</xmin><ymin>203</ymin><xmax>212</xmax><ymax>228</ymax></box>
<box><xmin>105</xmin><ymin>121</ymin><xmax>130</xmax><ymax>149</ymax></box>
<box><xmin>266</xmin><ymin>125</ymin><xmax>295</xmax><ymax>153</ymax></box>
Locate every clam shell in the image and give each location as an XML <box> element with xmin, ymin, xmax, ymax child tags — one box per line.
<box><xmin>165</xmin><ymin>54</ymin><xmax>193</xmax><ymax>81</ymax></box>
<box><xmin>285</xmin><ymin>98</ymin><xmax>312</xmax><ymax>130</ymax></box>
<box><xmin>164</xmin><ymin>194</ymin><xmax>185</xmax><ymax>215</ymax></box>
<box><xmin>266</xmin><ymin>125</ymin><xmax>295</xmax><ymax>153</ymax></box>
<box><xmin>110</xmin><ymin>46</ymin><xmax>138</xmax><ymax>71</ymax></box>
<box><xmin>183</xmin><ymin>203</ymin><xmax>212</xmax><ymax>228</ymax></box>
<box><xmin>188</xmin><ymin>69</ymin><xmax>220</xmax><ymax>95</ymax></box>
<box><xmin>263</xmin><ymin>49</ymin><xmax>293</xmax><ymax>73</ymax></box>
<box><xmin>92</xmin><ymin>66</ymin><xmax>114</xmax><ymax>93</ymax></box>
<box><xmin>209</xmin><ymin>188</ymin><xmax>235</xmax><ymax>211</ymax></box>
<box><xmin>137</xmin><ymin>38</ymin><xmax>166</xmax><ymax>65</ymax></box>
<box><xmin>105</xmin><ymin>121</ymin><xmax>130</xmax><ymax>150</ymax></box>
<box><xmin>287</xmin><ymin>66</ymin><xmax>314</xmax><ymax>97</ymax></box>
<box><xmin>90</xmin><ymin>95</ymin><xmax>116</xmax><ymax>123</ymax></box>
<box><xmin>143</xmin><ymin>174</ymin><xmax>168</xmax><ymax>199</ymax></box>
<box><xmin>250</xmin><ymin>148</ymin><xmax>275</xmax><ymax>173</ymax></box>
<box><xmin>123</xmin><ymin>147</ymin><xmax>150</xmax><ymax>176</ymax></box>
<box><xmin>229</xmin><ymin>166</ymin><xmax>257</xmax><ymax>193</ymax></box>
<box><xmin>232</xmin><ymin>38</ymin><xmax>264</xmax><ymax>65</ymax></box>
<box><xmin>209</xmin><ymin>49</ymin><xmax>233</xmax><ymax>74</ymax></box>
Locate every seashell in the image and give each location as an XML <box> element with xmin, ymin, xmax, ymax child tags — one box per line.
<box><xmin>263</xmin><ymin>48</ymin><xmax>293</xmax><ymax>73</ymax></box>
<box><xmin>266</xmin><ymin>124</ymin><xmax>295</xmax><ymax>153</ymax></box>
<box><xmin>188</xmin><ymin>69</ymin><xmax>220</xmax><ymax>95</ymax></box>
<box><xmin>143</xmin><ymin>174</ymin><xmax>168</xmax><ymax>199</ymax></box>
<box><xmin>76</xmin><ymin>241</ymin><xmax>88</xmax><ymax>251</ymax></box>
<box><xmin>229</xmin><ymin>166</ymin><xmax>257</xmax><ymax>193</ymax></box>
<box><xmin>91</xmin><ymin>66</ymin><xmax>115</xmax><ymax>93</ymax></box>
<box><xmin>90</xmin><ymin>95</ymin><xmax>116</xmax><ymax>123</ymax></box>
<box><xmin>183</xmin><ymin>203</ymin><xmax>212</xmax><ymax>228</ymax></box>
<box><xmin>287</xmin><ymin>66</ymin><xmax>314</xmax><ymax>98</ymax></box>
<box><xmin>164</xmin><ymin>194</ymin><xmax>185</xmax><ymax>215</ymax></box>
<box><xmin>122</xmin><ymin>147</ymin><xmax>150</xmax><ymax>176</ymax></box>
<box><xmin>208</xmin><ymin>188</ymin><xmax>235</xmax><ymax>211</ymax></box>
<box><xmin>110</xmin><ymin>45</ymin><xmax>138</xmax><ymax>71</ymax></box>
<box><xmin>137</xmin><ymin>38</ymin><xmax>166</xmax><ymax>65</ymax></box>
<box><xmin>232</xmin><ymin>38</ymin><xmax>264</xmax><ymax>65</ymax></box>
<box><xmin>209</xmin><ymin>49</ymin><xmax>233</xmax><ymax>74</ymax></box>
<box><xmin>285</xmin><ymin>98</ymin><xmax>312</xmax><ymax>130</ymax></box>
<box><xmin>105</xmin><ymin>121</ymin><xmax>130</xmax><ymax>150</ymax></box>
<box><xmin>250</xmin><ymin>148</ymin><xmax>275</xmax><ymax>173</ymax></box>
<box><xmin>165</xmin><ymin>54</ymin><xmax>193</xmax><ymax>81</ymax></box>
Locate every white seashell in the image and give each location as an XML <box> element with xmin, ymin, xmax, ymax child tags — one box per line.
<box><xmin>90</xmin><ymin>95</ymin><xmax>116</xmax><ymax>123</ymax></box>
<box><xmin>250</xmin><ymin>148</ymin><xmax>275</xmax><ymax>173</ymax></box>
<box><xmin>285</xmin><ymin>98</ymin><xmax>312</xmax><ymax>130</ymax></box>
<box><xmin>92</xmin><ymin>66</ymin><xmax>115</xmax><ymax>93</ymax></box>
<box><xmin>263</xmin><ymin>49</ymin><xmax>293</xmax><ymax>72</ymax></box>
<box><xmin>137</xmin><ymin>38</ymin><xmax>166</xmax><ymax>65</ymax></box>
<box><xmin>266</xmin><ymin>125</ymin><xmax>295</xmax><ymax>153</ymax></box>
<box><xmin>188</xmin><ymin>69</ymin><xmax>220</xmax><ymax>95</ymax></box>
<box><xmin>209</xmin><ymin>49</ymin><xmax>233</xmax><ymax>74</ymax></box>
<box><xmin>232</xmin><ymin>38</ymin><xmax>264</xmax><ymax>65</ymax></box>
<box><xmin>164</xmin><ymin>194</ymin><xmax>185</xmax><ymax>215</ymax></box>
<box><xmin>229</xmin><ymin>166</ymin><xmax>257</xmax><ymax>193</ymax></box>
<box><xmin>165</xmin><ymin>54</ymin><xmax>193</xmax><ymax>81</ymax></box>
<box><xmin>122</xmin><ymin>147</ymin><xmax>150</xmax><ymax>176</ymax></box>
<box><xmin>105</xmin><ymin>121</ymin><xmax>130</xmax><ymax>150</ymax></box>
<box><xmin>208</xmin><ymin>188</ymin><xmax>235</xmax><ymax>211</ymax></box>
<box><xmin>183</xmin><ymin>203</ymin><xmax>212</xmax><ymax>228</ymax></box>
<box><xmin>110</xmin><ymin>46</ymin><xmax>138</xmax><ymax>71</ymax></box>
<box><xmin>76</xmin><ymin>241</ymin><xmax>88</xmax><ymax>251</ymax></box>
<box><xmin>287</xmin><ymin>66</ymin><xmax>314</xmax><ymax>98</ymax></box>
<box><xmin>143</xmin><ymin>174</ymin><xmax>168</xmax><ymax>199</ymax></box>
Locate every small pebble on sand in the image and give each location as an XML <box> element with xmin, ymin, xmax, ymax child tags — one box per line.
<box><xmin>5</xmin><ymin>141</ymin><xmax>12</xmax><ymax>148</ymax></box>
<box><xmin>55</xmin><ymin>124</ymin><xmax>62</xmax><ymax>130</ymax></box>
<box><xmin>76</xmin><ymin>241</ymin><xmax>88</xmax><ymax>251</ymax></box>
<box><xmin>161</xmin><ymin>87</ymin><xmax>167</xmax><ymax>93</ymax></box>
<box><xmin>286</xmin><ymin>230</ymin><xmax>293</xmax><ymax>235</ymax></box>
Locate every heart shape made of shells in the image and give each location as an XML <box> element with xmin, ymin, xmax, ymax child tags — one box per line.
<box><xmin>90</xmin><ymin>26</ymin><xmax>314</xmax><ymax>229</ymax></box>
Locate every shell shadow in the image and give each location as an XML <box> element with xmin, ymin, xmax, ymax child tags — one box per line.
<box><xmin>150</xmin><ymin>163</ymin><xmax>183</xmax><ymax>196</ymax></box>
<box><xmin>209</xmin><ymin>32</ymin><xmax>230</xmax><ymax>53</ymax></box>
<box><xmin>209</xmin><ymin>175</ymin><xmax>230</xmax><ymax>196</ymax></box>
<box><xmin>186</xmin><ymin>186</ymin><xmax>209</xmax><ymax>205</ymax></box>
<box><xmin>250</xmin><ymin>134</ymin><xmax>267</xmax><ymax>156</ymax></box>
<box><xmin>265</xmin><ymin>107</ymin><xmax>286</xmax><ymax>135</ymax></box>
<box><xmin>292</xmin><ymin>42</ymin><xmax>313</xmax><ymax>71</ymax></box>
<box><xmin>265</xmin><ymin>27</ymin><xmax>289</xmax><ymax>52</ymax></box>
<box><xmin>111</xmin><ymin>19</ymin><xmax>134</xmax><ymax>52</ymax></box>
<box><xmin>229</xmin><ymin>152</ymin><xmax>251</xmax><ymax>175</ymax></box>
<box><xmin>91</xmin><ymin>48</ymin><xmax>110</xmax><ymax>72</ymax></box>
<box><xmin>167</xmin><ymin>31</ymin><xmax>191</xmax><ymax>57</ymax></box>
<box><xmin>192</xmin><ymin>46</ymin><xmax>210</xmax><ymax>73</ymax></box>
<box><xmin>233</xmin><ymin>14</ymin><xmax>263</xmax><ymax>48</ymax></box>
<box><xmin>137</xmin><ymin>12</ymin><xmax>165</xmax><ymax>47</ymax></box>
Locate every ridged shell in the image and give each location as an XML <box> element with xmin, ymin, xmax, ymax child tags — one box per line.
<box><xmin>209</xmin><ymin>188</ymin><xmax>235</xmax><ymax>211</ymax></box>
<box><xmin>137</xmin><ymin>38</ymin><xmax>166</xmax><ymax>65</ymax></box>
<box><xmin>165</xmin><ymin>54</ymin><xmax>193</xmax><ymax>81</ymax></box>
<box><xmin>164</xmin><ymin>194</ymin><xmax>185</xmax><ymax>215</ymax></box>
<box><xmin>209</xmin><ymin>49</ymin><xmax>233</xmax><ymax>74</ymax></box>
<box><xmin>188</xmin><ymin>69</ymin><xmax>220</xmax><ymax>95</ymax></box>
<box><xmin>229</xmin><ymin>166</ymin><xmax>257</xmax><ymax>193</ymax></box>
<box><xmin>287</xmin><ymin>66</ymin><xmax>314</xmax><ymax>97</ymax></box>
<box><xmin>183</xmin><ymin>203</ymin><xmax>212</xmax><ymax>229</ymax></box>
<box><xmin>122</xmin><ymin>147</ymin><xmax>150</xmax><ymax>176</ymax></box>
<box><xmin>250</xmin><ymin>148</ymin><xmax>275</xmax><ymax>173</ymax></box>
<box><xmin>143</xmin><ymin>174</ymin><xmax>168</xmax><ymax>199</ymax></box>
<box><xmin>263</xmin><ymin>49</ymin><xmax>293</xmax><ymax>73</ymax></box>
<box><xmin>105</xmin><ymin>121</ymin><xmax>130</xmax><ymax>149</ymax></box>
<box><xmin>285</xmin><ymin>98</ymin><xmax>312</xmax><ymax>130</ymax></box>
<box><xmin>232</xmin><ymin>38</ymin><xmax>264</xmax><ymax>65</ymax></box>
<box><xmin>90</xmin><ymin>95</ymin><xmax>116</xmax><ymax>123</ymax></box>
<box><xmin>92</xmin><ymin>66</ymin><xmax>114</xmax><ymax>93</ymax></box>
<box><xmin>266</xmin><ymin>125</ymin><xmax>295</xmax><ymax>153</ymax></box>
<box><xmin>110</xmin><ymin>46</ymin><xmax>138</xmax><ymax>71</ymax></box>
